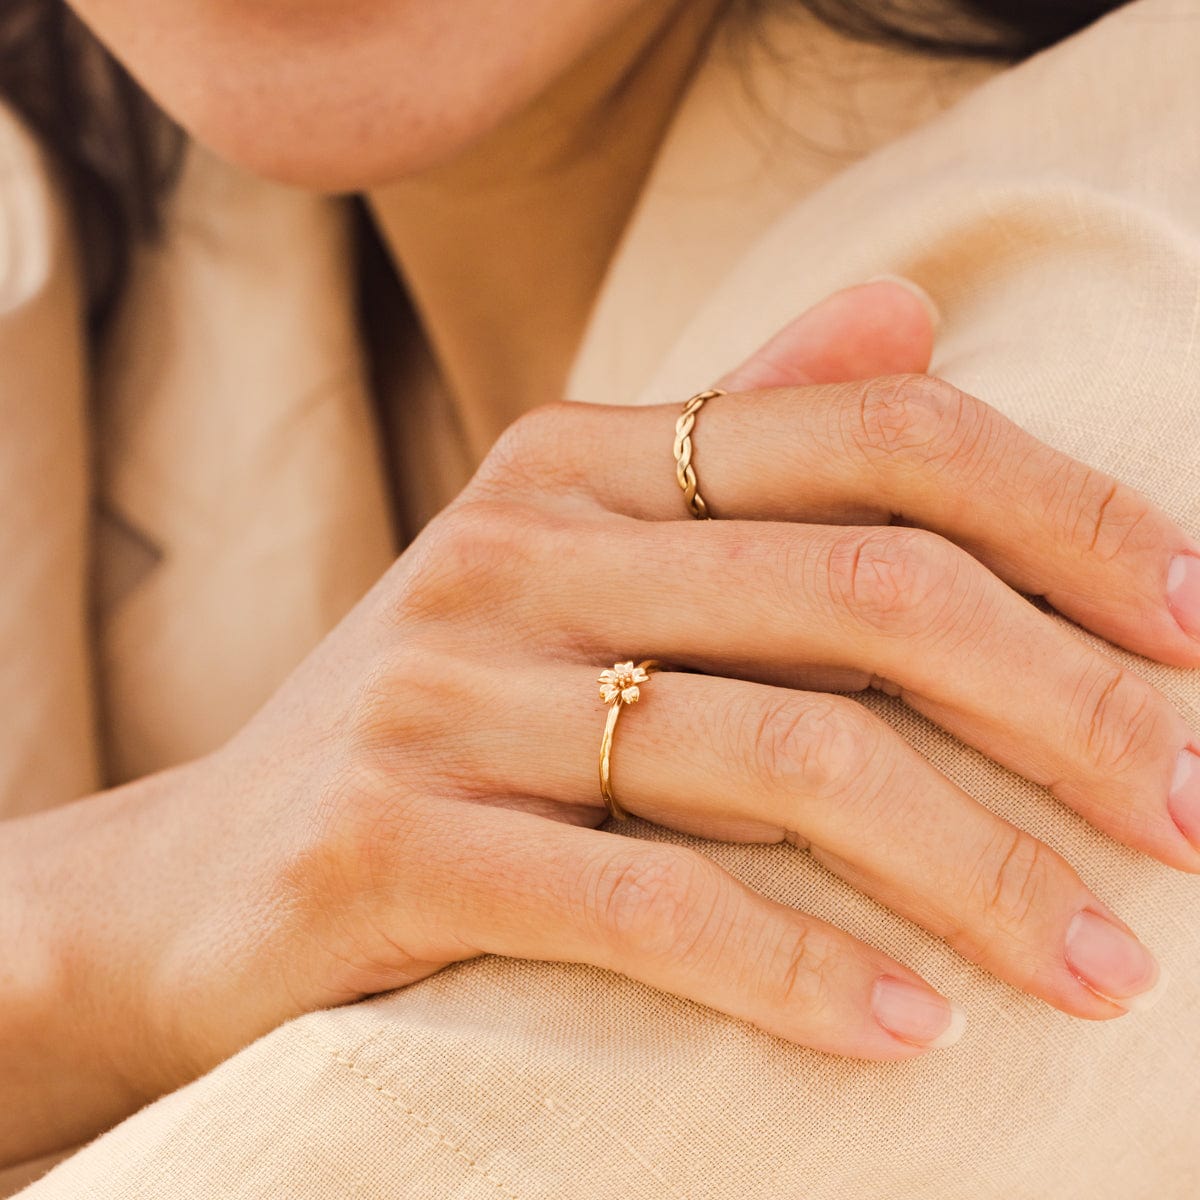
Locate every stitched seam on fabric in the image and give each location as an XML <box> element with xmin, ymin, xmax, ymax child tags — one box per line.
<box><xmin>298</xmin><ymin>1025</ymin><xmax>522</xmax><ymax>1200</ymax></box>
<box><xmin>535</xmin><ymin>1089</ymin><xmax>689</xmax><ymax>1199</ymax></box>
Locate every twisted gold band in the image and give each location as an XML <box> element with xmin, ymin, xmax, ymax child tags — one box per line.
<box><xmin>673</xmin><ymin>387</ymin><xmax>724</xmax><ymax>520</ymax></box>
<box><xmin>597</xmin><ymin>659</ymin><xmax>662</xmax><ymax>821</ymax></box>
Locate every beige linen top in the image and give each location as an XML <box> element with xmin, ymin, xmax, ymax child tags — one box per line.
<box><xmin>3</xmin><ymin>1</ymin><xmax>1199</xmax><ymax>1195</ymax></box>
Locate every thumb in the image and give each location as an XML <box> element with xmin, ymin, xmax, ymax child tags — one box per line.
<box><xmin>715</xmin><ymin>275</ymin><xmax>941</xmax><ymax>392</ymax></box>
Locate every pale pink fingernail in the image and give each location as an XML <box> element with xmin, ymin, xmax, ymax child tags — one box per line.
<box><xmin>1168</xmin><ymin>746</ymin><xmax>1200</xmax><ymax>850</ymax></box>
<box><xmin>1064</xmin><ymin>910</ymin><xmax>1167</xmax><ymax>1012</ymax></box>
<box><xmin>1166</xmin><ymin>553</ymin><xmax>1200</xmax><ymax>639</ymax></box>
<box><xmin>870</xmin><ymin>975</ymin><xmax>967</xmax><ymax>1049</ymax></box>
<box><xmin>863</xmin><ymin>274</ymin><xmax>941</xmax><ymax>330</ymax></box>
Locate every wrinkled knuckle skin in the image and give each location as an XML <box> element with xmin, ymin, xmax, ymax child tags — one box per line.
<box><xmin>285</xmin><ymin>767</ymin><xmax>474</xmax><ymax>984</ymax></box>
<box><xmin>266</xmin><ymin>752</ymin><xmax>417</xmax><ymax>963</ymax></box>
<box><xmin>390</xmin><ymin>498</ymin><xmax>552</xmax><ymax>626</ymax></box>
<box><xmin>471</xmin><ymin>402</ymin><xmax>576</xmax><ymax>497</ymax></box>
<box><xmin>853</xmin><ymin>373</ymin><xmax>981</xmax><ymax>472</ymax></box>
<box><xmin>744</xmin><ymin>694</ymin><xmax>869</xmax><ymax>797</ymax></box>
<box><xmin>292</xmin><ymin>660</ymin><xmax>484</xmax><ymax>912</ymax></box>
<box><xmin>349</xmin><ymin>646</ymin><xmax>460</xmax><ymax>758</ymax></box>
<box><xmin>768</xmin><ymin>922</ymin><xmax>833</xmax><ymax>1015</ymax></box>
<box><xmin>301</xmin><ymin>757</ymin><xmax>408</xmax><ymax>882</ymax></box>
<box><xmin>827</xmin><ymin>526</ymin><xmax>960</xmax><ymax>638</ymax></box>
<box><xmin>587</xmin><ymin>849</ymin><xmax>713</xmax><ymax>963</ymax></box>
<box><xmin>1073</xmin><ymin>664</ymin><xmax>1165</xmax><ymax>778</ymax></box>
<box><xmin>1054</xmin><ymin>465</ymin><xmax>1153</xmax><ymax>564</ymax></box>
<box><xmin>346</xmin><ymin>650</ymin><xmax>498</xmax><ymax>808</ymax></box>
<box><xmin>968</xmin><ymin>827</ymin><xmax>1059</xmax><ymax>943</ymax></box>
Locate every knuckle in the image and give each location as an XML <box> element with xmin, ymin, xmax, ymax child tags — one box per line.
<box><xmin>290</xmin><ymin>772</ymin><xmax>455</xmax><ymax>971</ymax></box>
<box><xmin>393</xmin><ymin>498</ymin><xmax>551</xmax><ymax>625</ymax></box>
<box><xmin>743</xmin><ymin>693</ymin><xmax>872</xmax><ymax>797</ymax></box>
<box><xmin>472</xmin><ymin>402</ymin><xmax>576</xmax><ymax>496</ymax></box>
<box><xmin>345</xmin><ymin>648</ymin><xmax>488</xmax><ymax>796</ymax></box>
<box><xmin>586</xmin><ymin>847</ymin><xmax>714</xmax><ymax>962</ymax></box>
<box><xmin>852</xmin><ymin>373</ymin><xmax>988</xmax><ymax>473</ymax></box>
<box><xmin>766</xmin><ymin>921</ymin><xmax>833</xmax><ymax>1014</ymax></box>
<box><xmin>351</xmin><ymin>646</ymin><xmax>455</xmax><ymax>748</ymax></box>
<box><xmin>303</xmin><ymin>756</ymin><xmax>410</xmax><ymax>878</ymax></box>
<box><xmin>826</xmin><ymin>526</ymin><xmax>963</xmax><ymax>637</ymax></box>
<box><xmin>1050</xmin><ymin>463</ymin><xmax>1153</xmax><ymax>563</ymax></box>
<box><xmin>270</xmin><ymin>741</ymin><xmax>423</xmax><ymax>933</ymax></box>
<box><xmin>970</xmin><ymin>826</ymin><xmax>1059</xmax><ymax>937</ymax></box>
<box><xmin>433</xmin><ymin>500</ymin><xmax>531</xmax><ymax>571</ymax></box>
<box><xmin>1072</xmin><ymin>663</ymin><xmax>1165</xmax><ymax>776</ymax></box>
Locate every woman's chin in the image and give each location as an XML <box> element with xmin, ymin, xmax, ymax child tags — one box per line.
<box><xmin>152</xmin><ymin>92</ymin><xmax>498</xmax><ymax>192</ymax></box>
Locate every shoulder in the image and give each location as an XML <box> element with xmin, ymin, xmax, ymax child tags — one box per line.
<box><xmin>571</xmin><ymin>0</ymin><xmax>1194</xmax><ymax>408</ymax></box>
<box><xmin>634</xmin><ymin>0</ymin><xmax>1199</xmax><ymax>406</ymax></box>
<box><xmin>909</xmin><ymin>0</ymin><xmax>1197</xmax><ymax>202</ymax></box>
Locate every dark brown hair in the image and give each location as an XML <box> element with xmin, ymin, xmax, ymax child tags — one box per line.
<box><xmin>0</xmin><ymin>3</ymin><xmax>184</xmax><ymax>336</ymax></box>
<box><xmin>738</xmin><ymin>0</ymin><xmax>1130</xmax><ymax>60</ymax></box>
<box><xmin>0</xmin><ymin>0</ymin><xmax>1129</xmax><ymax>337</ymax></box>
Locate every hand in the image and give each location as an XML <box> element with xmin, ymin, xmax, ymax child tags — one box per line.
<box><xmin>16</xmin><ymin>279</ymin><xmax>1200</xmax><ymax>1161</ymax></box>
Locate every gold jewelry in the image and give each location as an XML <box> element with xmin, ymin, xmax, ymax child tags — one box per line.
<box><xmin>597</xmin><ymin>659</ymin><xmax>661</xmax><ymax>821</ymax></box>
<box><xmin>673</xmin><ymin>387</ymin><xmax>724</xmax><ymax>519</ymax></box>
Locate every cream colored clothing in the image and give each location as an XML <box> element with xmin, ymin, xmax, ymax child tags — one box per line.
<box><xmin>4</xmin><ymin>1</ymin><xmax>1200</xmax><ymax>1195</ymax></box>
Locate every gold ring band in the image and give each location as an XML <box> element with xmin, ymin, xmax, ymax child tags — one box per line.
<box><xmin>597</xmin><ymin>659</ymin><xmax>661</xmax><ymax>821</ymax></box>
<box><xmin>673</xmin><ymin>387</ymin><xmax>724</xmax><ymax>519</ymax></box>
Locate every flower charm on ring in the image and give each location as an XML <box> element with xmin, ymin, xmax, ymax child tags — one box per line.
<box><xmin>598</xmin><ymin>661</ymin><xmax>649</xmax><ymax>706</ymax></box>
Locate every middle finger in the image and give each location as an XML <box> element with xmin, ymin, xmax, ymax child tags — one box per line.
<box><xmin>527</xmin><ymin>375</ymin><xmax>1200</xmax><ymax>669</ymax></box>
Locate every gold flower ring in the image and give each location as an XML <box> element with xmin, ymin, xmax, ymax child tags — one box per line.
<box><xmin>597</xmin><ymin>660</ymin><xmax>662</xmax><ymax>821</ymax></box>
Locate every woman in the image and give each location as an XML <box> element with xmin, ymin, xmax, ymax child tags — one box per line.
<box><xmin>2</xmin><ymin>0</ymin><xmax>1198</xmax><ymax>1194</ymax></box>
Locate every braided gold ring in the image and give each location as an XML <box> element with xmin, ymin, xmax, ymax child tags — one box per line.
<box><xmin>673</xmin><ymin>387</ymin><xmax>724</xmax><ymax>519</ymax></box>
<box><xmin>597</xmin><ymin>660</ymin><xmax>662</xmax><ymax>821</ymax></box>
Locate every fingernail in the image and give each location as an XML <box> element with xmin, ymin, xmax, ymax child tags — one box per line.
<box><xmin>1166</xmin><ymin>553</ymin><xmax>1200</xmax><ymax>639</ymax></box>
<box><xmin>1168</xmin><ymin>746</ymin><xmax>1200</xmax><ymax>849</ymax></box>
<box><xmin>870</xmin><ymin>975</ymin><xmax>967</xmax><ymax>1049</ymax></box>
<box><xmin>1064</xmin><ymin>910</ymin><xmax>1167</xmax><ymax>1012</ymax></box>
<box><xmin>863</xmin><ymin>274</ymin><xmax>941</xmax><ymax>330</ymax></box>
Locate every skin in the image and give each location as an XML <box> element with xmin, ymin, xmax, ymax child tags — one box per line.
<box><xmin>70</xmin><ymin>0</ymin><xmax>727</xmax><ymax>418</ymax></box>
<box><xmin>5</xmin><ymin>0</ymin><xmax>1199</xmax><ymax>1166</ymax></box>
<box><xmin>362</xmin><ymin>0</ymin><xmax>727</xmax><ymax>448</ymax></box>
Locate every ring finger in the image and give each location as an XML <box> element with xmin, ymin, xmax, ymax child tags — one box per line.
<box><xmin>459</xmin><ymin>662</ymin><xmax>1168</xmax><ymax>1020</ymax></box>
<box><xmin>527</xmin><ymin>515</ymin><xmax>1200</xmax><ymax>872</ymax></box>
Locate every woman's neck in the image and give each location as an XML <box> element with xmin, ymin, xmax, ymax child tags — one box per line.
<box><xmin>366</xmin><ymin>0</ymin><xmax>727</xmax><ymax>456</ymax></box>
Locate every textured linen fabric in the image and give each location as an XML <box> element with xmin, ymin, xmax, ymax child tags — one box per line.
<box><xmin>6</xmin><ymin>0</ymin><xmax>1200</xmax><ymax>1195</ymax></box>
